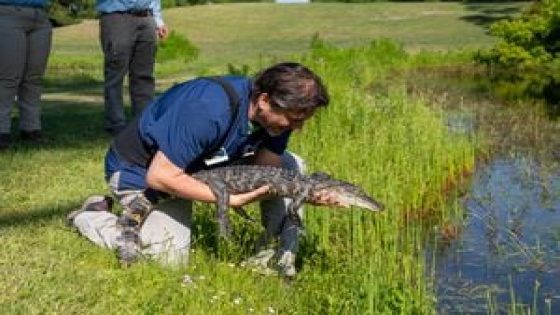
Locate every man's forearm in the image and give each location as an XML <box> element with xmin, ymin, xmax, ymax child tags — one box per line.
<box><xmin>146</xmin><ymin>150</ymin><xmax>217</xmax><ymax>203</ymax></box>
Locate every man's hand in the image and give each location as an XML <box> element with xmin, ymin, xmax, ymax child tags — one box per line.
<box><xmin>309</xmin><ymin>190</ymin><xmax>345</xmax><ymax>207</ymax></box>
<box><xmin>229</xmin><ymin>185</ymin><xmax>270</xmax><ymax>208</ymax></box>
<box><xmin>157</xmin><ymin>25</ymin><xmax>169</xmax><ymax>40</ymax></box>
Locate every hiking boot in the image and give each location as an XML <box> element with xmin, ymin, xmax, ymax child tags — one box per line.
<box><xmin>67</xmin><ymin>195</ymin><xmax>114</xmax><ymax>226</ymax></box>
<box><xmin>115</xmin><ymin>212</ymin><xmax>145</xmax><ymax>266</ymax></box>
<box><xmin>0</xmin><ymin>133</ymin><xmax>11</xmax><ymax>150</ymax></box>
<box><xmin>116</xmin><ymin>227</ymin><xmax>142</xmax><ymax>266</ymax></box>
<box><xmin>20</xmin><ymin>130</ymin><xmax>45</xmax><ymax>143</ymax></box>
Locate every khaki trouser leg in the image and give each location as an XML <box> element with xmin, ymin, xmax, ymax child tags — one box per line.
<box><xmin>71</xmin><ymin>171</ymin><xmax>192</xmax><ymax>267</ymax></box>
<box><xmin>72</xmin><ymin>198</ymin><xmax>192</xmax><ymax>267</ymax></box>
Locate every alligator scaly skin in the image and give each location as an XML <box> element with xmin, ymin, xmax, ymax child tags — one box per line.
<box><xmin>192</xmin><ymin>165</ymin><xmax>384</xmax><ymax>237</ymax></box>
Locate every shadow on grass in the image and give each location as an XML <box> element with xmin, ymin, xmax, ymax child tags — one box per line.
<box><xmin>0</xmin><ymin>204</ymin><xmax>76</xmax><ymax>228</ymax></box>
<box><xmin>460</xmin><ymin>14</ymin><xmax>510</xmax><ymax>27</ymax></box>
<box><xmin>4</xmin><ymin>98</ymin><xmax>111</xmax><ymax>151</ymax></box>
<box><xmin>460</xmin><ymin>2</ymin><xmax>525</xmax><ymax>28</ymax></box>
<box><xmin>43</xmin><ymin>73</ymin><xmax>104</xmax><ymax>96</ymax></box>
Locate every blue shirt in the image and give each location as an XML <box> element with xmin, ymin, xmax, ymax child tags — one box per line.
<box><xmin>96</xmin><ymin>0</ymin><xmax>164</xmax><ymax>27</ymax></box>
<box><xmin>106</xmin><ymin>76</ymin><xmax>291</xmax><ymax>191</ymax></box>
<box><xmin>0</xmin><ymin>0</ymin><xmax>48</xmax><ymax>8</ymax></box>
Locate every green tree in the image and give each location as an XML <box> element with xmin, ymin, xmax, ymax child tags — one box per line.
<box><xmin>476</xmin><ymin>0</ymin><xmax>560</xmax><ymax>71</ymax></box>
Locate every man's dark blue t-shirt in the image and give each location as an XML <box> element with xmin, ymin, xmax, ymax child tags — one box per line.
<box><xmin>105</xmin><ymin>76</ymin><xmax>291</xmax><ymax>191</ymax></box>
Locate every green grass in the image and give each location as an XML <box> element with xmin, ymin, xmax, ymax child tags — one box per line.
<box><xmin>0</xmin><ymin>2</ymin><xmax>523</xmax><ymax>314</ymax></box>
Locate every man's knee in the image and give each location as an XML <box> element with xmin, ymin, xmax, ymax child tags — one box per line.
<box><xmin>140</xmin><ymin>199</ymin><xmax>192</xmax><ymax>267</ymax></box>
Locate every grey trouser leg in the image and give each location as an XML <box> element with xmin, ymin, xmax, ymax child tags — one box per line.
<box><xmin>258</xmin><ymin>152</ymin><xmax>306</xmax><ymax>262</ymax></box>
<box><xmin>0</xmin><ymin>5</ymin><xmax>51</xmax><ymax>133</ymax></box>
<box><xmin>72</xmin><ymin>173</ymin><xmax>192</xmax><ymax>266</ymax></box>
<box><xmin>99</xmin><ymin>13</ymin><xmax>156</xmax><ymax>130</ymax></box>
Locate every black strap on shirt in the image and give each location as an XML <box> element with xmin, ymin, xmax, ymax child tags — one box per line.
<box><xmin>111</xmin><ymin>76</ymin><xmax>241</xmax><ymax>168</ymax></box>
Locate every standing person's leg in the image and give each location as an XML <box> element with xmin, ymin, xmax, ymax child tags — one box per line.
<box><xmin>128</xmin><ymin>17</ymin><xmax>156</xmax><ymax>116</ymax></box>
<box><xmin>255</xmin><ymin>152</ymin><xmax>306</xmax><ymax>276</ymax></box>
<box><xmin>0</xmin><ymin>6</ymin><xmax>27</xmax><ymax>147</ymax></box>
<box><xmin>17</xmin><ymin>8</ymin><xmax>51</xmax><ymax>137</ymax></box>
<box><xmin>99</xmin><ymin>14</ymin><xmax>134</xmax><ymax>134</ymax></box>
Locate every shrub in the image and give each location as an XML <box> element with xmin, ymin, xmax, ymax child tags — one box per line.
<box><xmin>47</xmin><ymin>1</ymin><xmax>83</xmax><ymax>26</ymax></box>
<box><xmin>475</xmin><ymin>0</ymin><xmax>560</xmax><ymax>71</ymax></box>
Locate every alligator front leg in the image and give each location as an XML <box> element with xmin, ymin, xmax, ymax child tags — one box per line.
<box><xmin>207</xmin><ymin>181</ymin><xmax>232</xmax><ymax>238</ymax></box>
<box><xmin>216</xmin><ymin>199</ymin><xmax>232</xmax><ymax>238</ymax></box>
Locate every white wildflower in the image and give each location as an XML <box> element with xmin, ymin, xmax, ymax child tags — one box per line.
<box><xmin>181</xmin><ymin>274</ymin><xmax>194</xmax><ymax>287</ymax></box>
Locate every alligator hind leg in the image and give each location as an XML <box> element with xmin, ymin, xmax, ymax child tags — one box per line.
<box><xmin>287</xmin><ymin>198</ymin><xmax>304</xmax><ymax>229</ymax></box>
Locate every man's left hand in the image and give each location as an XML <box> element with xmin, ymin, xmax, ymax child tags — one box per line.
<box><xmin>310</xmin><ymin>190</ymin><xmax>345</xmax><ymax>207</ymax></box>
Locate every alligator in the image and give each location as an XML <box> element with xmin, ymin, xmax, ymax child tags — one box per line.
<box><xmin>192</xmin><ymin>165</ymin><xmax>384</xmax><ymax>237</ymax></box>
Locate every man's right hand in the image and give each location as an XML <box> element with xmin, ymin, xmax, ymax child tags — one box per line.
<box><xmin>157</xmin><ymin>25</ymin><xmax>169</xmax><ymax>40</ymax></box>
<box><xmin>229</xmin><ymin>185</ymin><xmax>270</xmax><ymax>208</ymax></box>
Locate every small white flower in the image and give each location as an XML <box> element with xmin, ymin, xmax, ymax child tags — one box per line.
<box><xmin>182</xmin><ymin>275</ymin><xmax>194</xmax><ymax>286</ymax></box>
<box><xmin>233</xmin><ymin>297</ymin><xmax>242</xmax><ymax>305</ymax></box>
<box><xmin>268</xmin><ymin>306</ymin><xmax>276</xmax><ymax>314</ymax></box>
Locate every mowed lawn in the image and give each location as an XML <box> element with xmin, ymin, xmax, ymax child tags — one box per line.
<box><xmin>51</xmin><ymin>2</ymin><xmax>527</xmax><ymax>71</ymax></box>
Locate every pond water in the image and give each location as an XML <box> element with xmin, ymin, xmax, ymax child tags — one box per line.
<box><xmin>428</xmin><ymin>154</ymin><xmax>560</xmax><ymax>313</ymax></box>
<box><xmin>403</xmin><ymin>67</ymin><xmax>560</xmax><ymax>313</ymax></box>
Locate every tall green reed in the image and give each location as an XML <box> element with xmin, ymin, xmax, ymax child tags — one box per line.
<box><xmin>280</xmin><ymin>38</ymin><xmax>477</xmax><ymax>313</ymax></box>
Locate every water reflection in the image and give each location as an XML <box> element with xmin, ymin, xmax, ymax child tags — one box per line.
<box><xmin>429</xmin><ymin>155</ymin><xmax>560</xmax><ymax>314</ymax></box>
